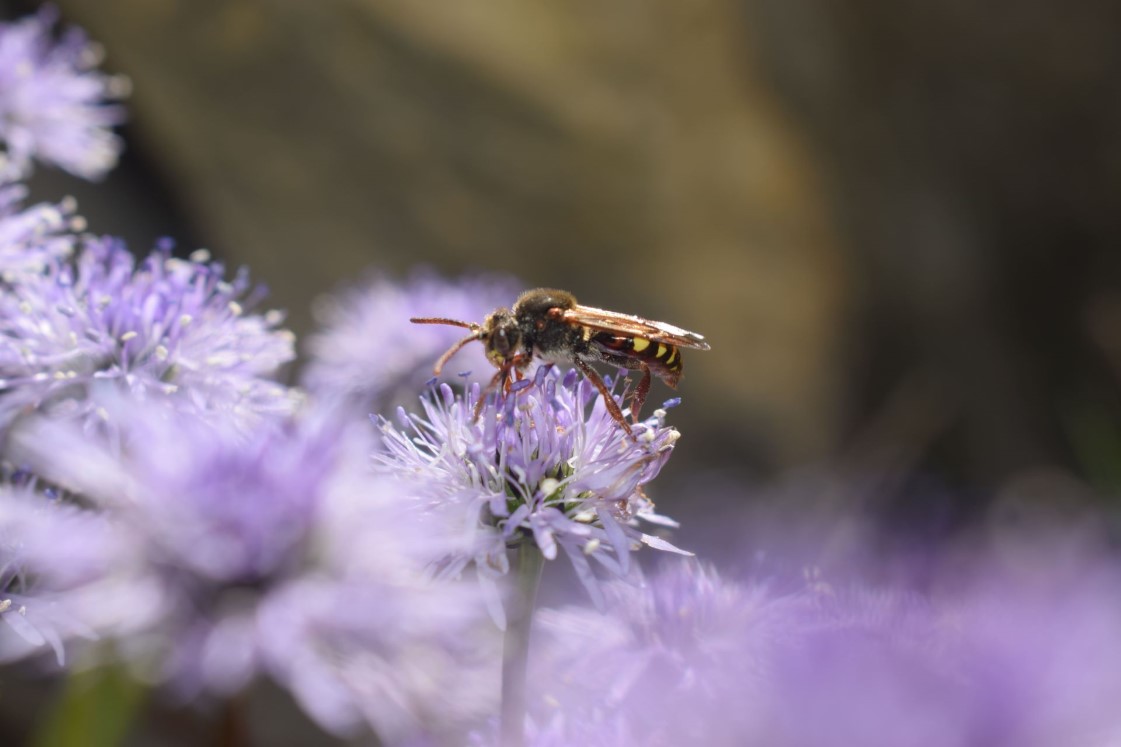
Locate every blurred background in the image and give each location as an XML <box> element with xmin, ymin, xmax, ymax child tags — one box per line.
<box><xmin>3</xmin><ymin>0</ymin><xmax>1121</xmax><ymax>740</ymax></box>
<box><xmin>9</xmin><ymin>0</ymin><xmax>1121</xmax><ymax>547</ymax></box>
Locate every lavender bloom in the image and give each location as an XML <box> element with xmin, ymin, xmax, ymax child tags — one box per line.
<box><xmin>531</xmin><ymin>553</ymin><xmax>1121</xmax><ymax>747</ymax></box>
<box><xmin>259</xmin><ymin>575</ymin><xmax>499</xmax><ymax>742</ymax></box>
<box><xmin>466</xmin><ymin>712</ymin><xmax>643</xmax><ymax>747</ymax></box>
<box><xmin>302</xmin><ymin>270</ymin><xmax>519</xmax><ymax>411</ymax></box>
<box><xmin>0</xmin><ymin>6</ymin><xmax>126</xmax><ymax>180</ymax></box>
<box><xmin>532</xmin><ymin>562</ymin><xmax>803</xmax><ymax>746</ymax></box>
<box><xmin>0</xmin><ymin>478</ymin><xmax>160</xmax><ymax>666</ymax></box>
<box><xmin>9</xmin><ymin>404</ymin><xmax>496</xmax><ymax>742</ymax></box>
<box><xmin>376</xmin><ymin>366</ymin><xmax>689</xmax><ymax>620</ymax></box>
<box><xmin>0</xmin><ymin>182</ymin><xmax>81</xmax><ymax>279</ymax></box>
<box><xmin>0</xmin><ymin>236</ymin><xmax>298</xmax><ymax>432</ymax></box>
<box><xmin>951</xmin><ymin>566</ymin><xmax>1121</xmax><ymax>747</ymax></box>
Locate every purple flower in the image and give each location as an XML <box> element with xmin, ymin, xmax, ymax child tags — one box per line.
<box><xmin>8</xmin><ymin>403</ymin><xmax>495</xmax><ymax>741</ymax></box>
<box><xmin>531</xmin><ymin>562</ymin><xmax>802</xmax><ymax>746</ymax></box>
<box><xmin>0</xmin><ymin>182</ymin><xmax>81</xmax><ymax>279</ymax></box>
<box><xmin>302</xmin><ymin>270</ymin><xmax>519</xmax><ymax>411</ymax></box>
<box><xmin>376</xmin><ymin>366</ymin><xmax>689</xmax><ymax>620</ymax></box>
<box><xmin>0</xmin><ymin>6</ymin><xmax>126</xmax><ymax>180</ymax></box>
<box><xmin>0</xmin><ymin>477</ymin><xmax>160</xmax><ymax>666</ymax></box>
<box><xmin>0</xmin><ymin>236</ymin><xmax>298</xmax><ymax>432</ymax></box>
<box><xmin>467</xmin><ymin>712</ymin><xmax>643</xmax><ymax>747</ymax></box>
<box><xmin>259</xmin><ymin>575</ymin><xmax>499</xmax><ymax>741</ymax></box>
<box><xmin>529</xmin><ymin>553</ymin><xmax>1121</xmax><ymax>747</ymax></box>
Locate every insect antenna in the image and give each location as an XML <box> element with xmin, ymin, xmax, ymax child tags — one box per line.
<box><xmin>410</xmin><ymin>317</ymin><xmax>477</xmax><ymax>330</ymax></box>
<box><xmin>410</xmin><ymin>317</ymin><xmax>484</xmax><ymax>375</ymax></box>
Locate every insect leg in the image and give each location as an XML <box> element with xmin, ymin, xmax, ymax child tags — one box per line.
<box><xmin>630</xmin><ymin>364</ymin><xmax>652</xmax><ymax>423</ymax></box>
<box><xmin>590</xmin><ymin>350</ymin><xmax>648</xmax><ymax>422</ymax></box>
<box><xmin>473</xmin><ymin>366</ymin><xmax>510</xmax><ymax>421</ymax></box>
<box><xmin>574</xmin><ymin>358</ymin><xmax>634</xmax><ymax>437</ymax></box>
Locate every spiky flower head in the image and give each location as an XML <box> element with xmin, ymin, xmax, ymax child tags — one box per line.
<box><xmin>376</xmin><ymin>366</ymin><xmax>690</xmax><ymax>621</ymax></box>
<box><xmin>0</xmin><ymin>236</ymin><xmax>298</xmax><ymax>432</ymax></box>
<box><xmin>0</xmin><ymin>6</ymin><xmax>126</xmax><ymax>180</ymax></box>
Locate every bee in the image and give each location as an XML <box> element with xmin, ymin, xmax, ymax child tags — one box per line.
<box><xmin>411</xmin><ymin>288</ymin><xmax>710</xmax><ymax>435</ymax></box>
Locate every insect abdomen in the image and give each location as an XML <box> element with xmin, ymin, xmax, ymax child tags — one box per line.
<box><xmin>592</xmin><ymin>332</ymin><xmax>683</xmax><ymax>380</ymax></box>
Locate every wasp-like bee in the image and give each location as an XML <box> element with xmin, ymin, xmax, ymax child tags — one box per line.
<box><xmin>411</xmin><ymin>288</ymin><xmax>710</xmax><ymax>435</ymax></box>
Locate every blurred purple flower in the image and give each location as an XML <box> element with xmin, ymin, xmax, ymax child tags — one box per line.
<box><xmin>0</xmin><ymin>6</ymin><xmax>126</xmax><ymax>180</ymax></box>
<box><xmin>376</xmin><ymin>366</ymin><xmax>689</xmax><ymax>621</ymax></box>
<box><xmin>0</xmin><ymin>477</ymin><xmax>160</xmax><ymax>666</ymax></box>
<box><xmin>528</xmin><ymin>554</ymin><xmax>1121</xmax><ymax>747</ymax></box>
<box><xmin>8</xmin><ymin>404</ymin><xmax>496</xmax><ymax>741</ymax></box>
<box><xmin>0</xmin><ymin>236</ymin><xmax>298</xmax><ymax>432</ymax></box>
<box><xmin>466</xmin><ymin>712</ymin><xmax>643</xmax><ymax>747</ymax></box>
<box><xmin>0</xmin><ymin>183</ymin><xmax>81</xmax><ymax>279</ymax></box>
<box><xmin>260</xmin><ymin>575</ymin><xmax>498</xmax><ymax>741</ymax></box>
<box><xmin>532</xmin><ymin>562</ymin><xmax>802</xmax><ymax>746</ymax></box>
<box><xmin>302</xmin><ymin>270</ymin><xmax>519</xmax><ymax>411</ymax></box>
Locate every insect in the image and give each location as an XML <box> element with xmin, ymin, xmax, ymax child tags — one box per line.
<box><xmin>411</xmin><ymin>288</ymin><xmax>710</xmax><ymax>435</ymax></box>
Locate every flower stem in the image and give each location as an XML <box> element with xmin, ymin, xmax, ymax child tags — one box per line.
<box><xmin>500</xmin><ymin>540</ymin><xmax>545</xmax><ymax>747</ymax></box>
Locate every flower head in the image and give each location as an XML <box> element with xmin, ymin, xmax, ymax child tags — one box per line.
<box><xmin>0</xmin><ymin>473</ymin><xmax>158</xmax><ymax>666</ymax></box>
<box><xmin>8</xmin><ymin>402</ymin><xmax>495</xmax><ymax>741</ymax></box>
<box><xmin>0</xmin><ymin>183</ymin><xmax>82</xmax><ymax>279</ymax></box>
<box><xmin>376</xmin><ymin>366</ymin><xmax>689</xmax><ymax>617</ymax></box>
<box><xmin>302</xmin><ymin>270</ymin><xmax>519</xmax><ymax>412</ymax></box>
<box><xmin>532</xmin><ymin>562</ymin><xmax>801</xmax><ymax>745</ymax></box>
<box><xmin>0</xmin><ymin>6</ymin><xmax>126</xmax><ymax>180</ymax></box>
<box><xmin>0</xmin><ymin>236</ymin><xmax>298</xmax><ymax>432</ymax></box>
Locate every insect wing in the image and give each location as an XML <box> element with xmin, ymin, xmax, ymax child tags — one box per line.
<box><xmin>562</xmin><ymin>305</ymin><xmax>710</xmax><ymax>350</ymax></box>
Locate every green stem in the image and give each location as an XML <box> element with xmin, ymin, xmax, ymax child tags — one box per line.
<box><xmin>500</xmin><ymin>540</ymin><xmax>545</xmax><ymax>747</ymax></box>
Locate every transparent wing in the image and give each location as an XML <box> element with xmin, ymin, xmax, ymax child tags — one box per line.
<box><xmin>562</xmin><ymin>305</ymin><xmax>710</xmax><ymax>350</ymax></box>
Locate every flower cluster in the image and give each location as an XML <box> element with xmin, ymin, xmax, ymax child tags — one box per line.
<box><xmin>508</xmin><ymin>555</ymin><xmax>1121</xmax><ymax>747</ymax></box>
<box><xmin>0</xmin><ymin>236</ymin><xmax>299</xmax><ymax>433</ymax></box>
<box><xmin>376</xmin><ymin>366</ymin><xmax>690</xmax><ymax>619</ymax></box>
<box><xmin>8</xmin><ymin>403</ymin><xmax>497</xmax><ymax>739</ymax></box>
<box><xmin>0</xmin><ymin>11</ymin><xmax>508</xmax><ymax>743</ymax></box>
<box><xmin>0</xmin><ymin>6</ymin><xmax>126</xmax><ymax>180</ymax></box>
